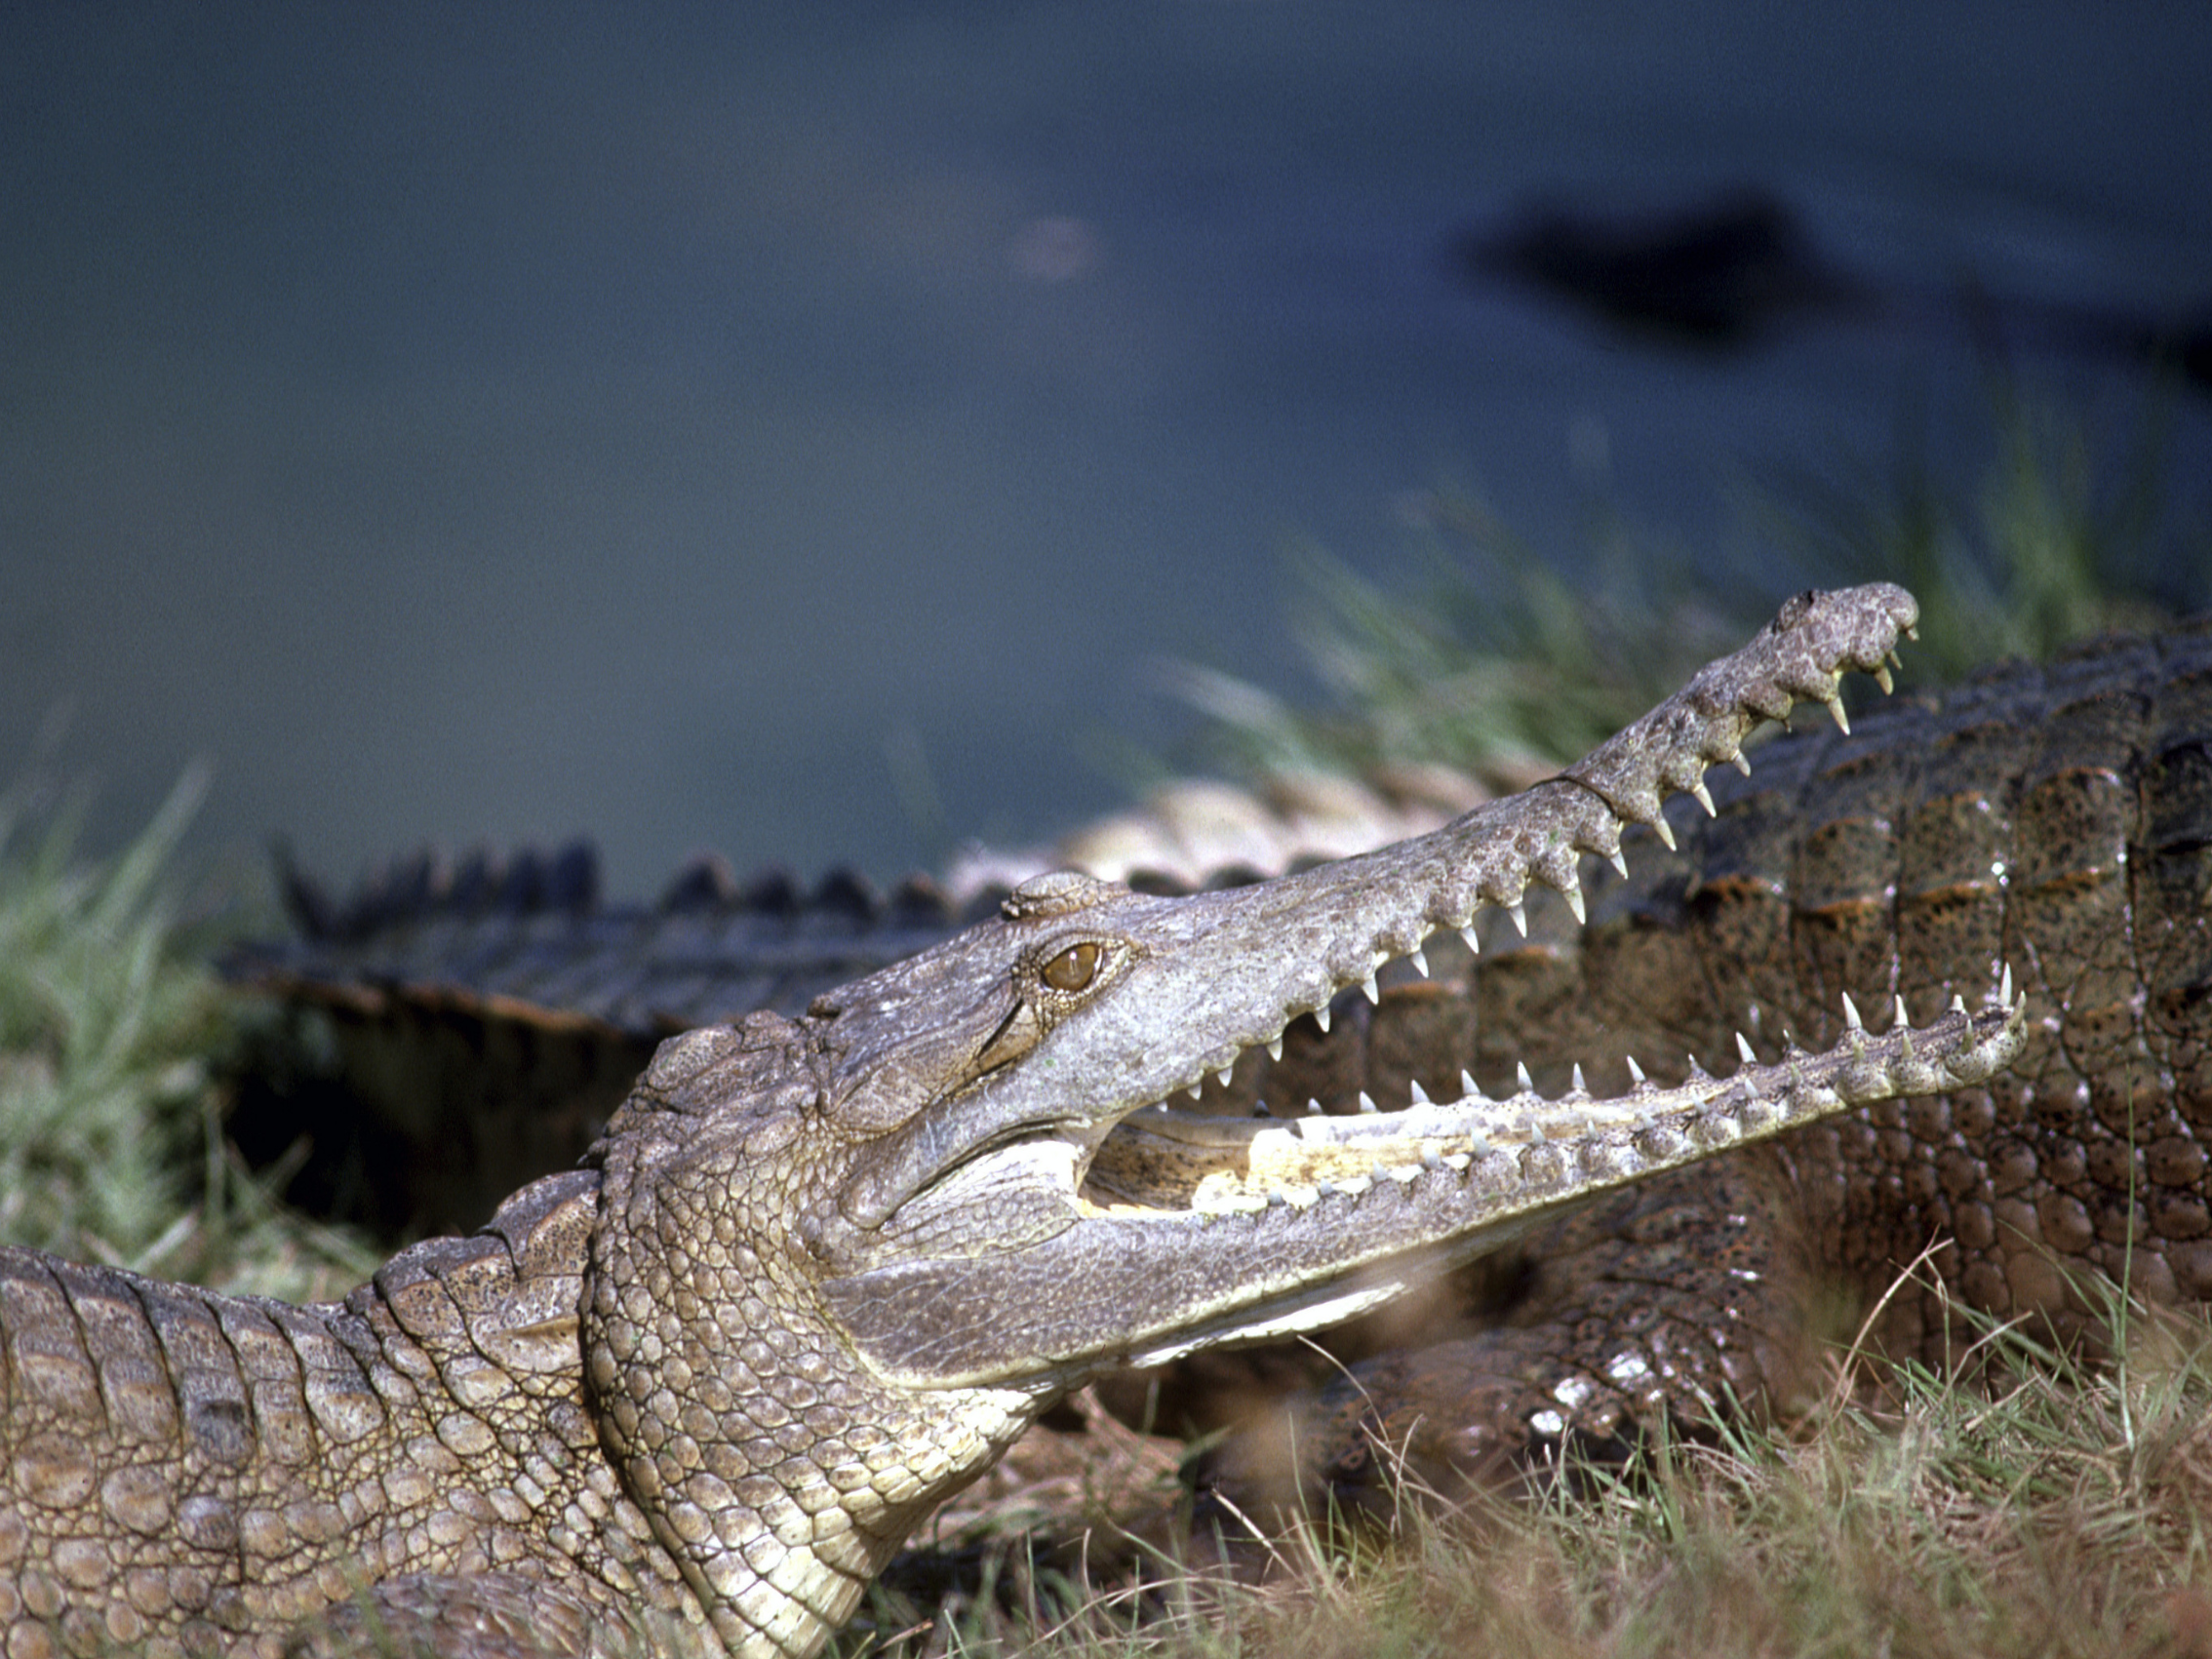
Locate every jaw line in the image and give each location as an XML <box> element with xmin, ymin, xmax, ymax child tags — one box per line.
<box><xmin>821</xmin><ymin>987</ymin><xmax>2028</xmax><ymax>1389</ymax></box>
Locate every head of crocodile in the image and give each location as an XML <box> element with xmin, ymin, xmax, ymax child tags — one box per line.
<box><xmin>573</xmin><ymin>585</ymin><xmax>2026</xmax><ymax>1658</ymax></box>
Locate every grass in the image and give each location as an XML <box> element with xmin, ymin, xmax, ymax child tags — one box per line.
<box><xmin>1169</xmin><ymin>385</ymin><xmax>2204</xmax><ymax>789</ymax></box>
<box><xmin>0</xmin><ymin>766</ymin><xmax>375</xmax><ymax>1301</ymax></box>
<box><xmin>1749</xmin><ymin>380</ymin><xmax>2193</xmax><ymax>679</ymax></box>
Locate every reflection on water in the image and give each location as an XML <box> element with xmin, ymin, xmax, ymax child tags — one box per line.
<box><xmin>2</xmin><ymin>2</ymin><xmax>2206</xmax><ymax>893</ymax></box>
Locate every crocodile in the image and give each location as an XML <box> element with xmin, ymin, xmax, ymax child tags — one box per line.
<box><xmin>0</xmin><ymin>588</ymin><xmax>2026</xmax><ymax>1658</ymax></box>
<box><xmin>228</xmin><ymin>601</ymin><xmax>2212</xmax><ymax>1523</ymax></box>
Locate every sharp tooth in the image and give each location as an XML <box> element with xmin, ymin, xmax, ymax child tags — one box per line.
<box><xmin>1305</xmin><ymin>1098</ymin><xmax>1323</xmax><ymax>1116</ymax></box>
<box><xmin>1216</xmin><ymin>1067</ymin><xmax>1234</xmax><ymax>1088</ymax></box>
<box><xmin>1625</xmin><ymin>1054</ymin><xmax>1646</xmax><ymax>1086</ymax></box>
<box><xmin>1460</xmin><ymin>1069</ymin><xmax>1480</xmax><ymax>1099</ymax></box>
<box><xmin>1459</xmin><ymin>926</ymin><xmax>1481</xmax><ymax>956</ymax></box>
<box><xmin>1730</xmin><ymin>751</ymin><xmax>1752</xmax><ymax>776</ymax></box>
<box><xmin>1516</xmin><ymin>1062</ymin><xmax>1535</xmax><ymax>1094</ymax></box>
<box><xmin>1827</xmin><ymin>696</ymin><xmax>1851</xmax><ymax>734</ymax></box>
<box><xmin>1186</xmin><ymin>1084</ymin><xmax>1204</xmax><ymax>1101</ymax></box>
<box><xmin>1893</xmin><ymin>994</ymin><xmax>1910</xmax><ymax>1030</ymax></box>
<box><xmin>1508</xmin><ymin>899</ymin><xmax>1528</xmax><ymax>936</ymax></box>
<box><xmin>1409</xmin><ymin>947</ymin><xmax>1430</xmax><ymax>978</ymax></box>
<box><xmin>1314</xmin><ymin>1004</ymin><xmax>1331</xmax><ymax>1035</ymax></box>
<box><xmin>1841</xmin><ymin>993</ymin><xmax>1863</xmax><ymax>1031</ymax></box>
<box><xmin>1267</xmin><ymin>1035</ymin><xmax>1284</xmax><ymax>1062</ymax></box>
<box><xmin>1408</xmin><ymin>1079</ymin><xmax>1431</xmax><ymax>1105</ymax></box>
<box><xmin>1688</xmin><ymin>777</ymin><xmax>1716</xmax><ymax>816</ymax></box>
<box><xmin>1608</xmin><ymin>848</ymin><xmax>1630</xmax><ymax>879</ymax></box>
<box><xmin>1252</xmin><ymin>1101</ymin><xmax>1272</xmax><ymax>1118</ymax></box>
<box><xmin>1562</xmin><ymin>883</ymin><xmax>1586</xmax><ymax>926</ymax></box>
<box><xmin>2001</xmin><ymin>963</ymin><xmax>2014</xmax><ymax>1006</ymax></box>
<box><xmin>1653</xmin><ymin>816</ymin><xmax>1678</xmax><ymax>852</ymax></box>
<box><xmin>1950</xmin><ymin>993</ymin><xmax>1965</xmax><ymax>1013</ymax></box>
<box><xmin>1358</xmin><ymin>1091</ymin><xmax>1379</xmax><ymax>1114</ymax></box>
<box><xmin>1570</xmin><ymin>1064</ymin><xmax>1587</xmax><ymax>1095</ymax></box>
<box><xmin>1362</xmin><ymin>973</ymin><xmax>1379</xmax><ymax>1004</ymax></box>
<box><xmin>1874</xmin><ymin>663</ymin><xmax>1894</xmax><ymax>695</ymax></box>
<box><xmin>1736</xmin><ymin>1032</ymin><xmax>1756</xmax><ymax>1065</ymax></box>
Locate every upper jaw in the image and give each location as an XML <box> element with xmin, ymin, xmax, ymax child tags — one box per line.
<box><xmin>873</xmin><ymin>584</ymin><xmax>1929</xmax><ymax>1169</ymax></box>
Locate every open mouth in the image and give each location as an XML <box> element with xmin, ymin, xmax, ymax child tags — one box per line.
<box><xmin>1073</xmin><ymin>972</ymin><xmax>2022</xmax><ymax>1220</ymax></box>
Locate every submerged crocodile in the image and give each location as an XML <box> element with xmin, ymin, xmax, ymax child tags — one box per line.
<box><xmin>231</xmin><ymin>597</ymin><xmax>2212</xmax><ymax>1521</ymax></box>
<box><xmin>0</xmin><ymin>589</ymin><xmax>2025</xmax><ymax>1658</ymax></box>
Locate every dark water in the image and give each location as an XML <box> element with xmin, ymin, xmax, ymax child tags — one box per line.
<box><xmin>4</xmin><ymin>2</ymin><xmax>2208</xmax><ymax>895</ymax></box>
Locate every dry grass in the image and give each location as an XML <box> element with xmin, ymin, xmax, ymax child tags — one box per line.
<box><xmin>837</xmin><ymin>1274</ymin><xmax>2212</xmax><ymax>1659</ymax></box>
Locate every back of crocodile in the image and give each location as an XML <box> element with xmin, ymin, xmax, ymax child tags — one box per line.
<box><xmin>1221</xmin><ymin>620</ymin><xmax>2212</xmax><ymax>1507</ymax></box>
<box><xmin>1686</xmin><ymin>622</ymin><xmax>2212</xmax><ymax>1345</ymax></box>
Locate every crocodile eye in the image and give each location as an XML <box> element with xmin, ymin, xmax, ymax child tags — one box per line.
<box><xmin>1041</xmin><ymin>941</ymin><xmax>1101</xmax><ymax>993</ymax></box>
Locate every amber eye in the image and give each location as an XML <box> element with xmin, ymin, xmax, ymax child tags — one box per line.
<box><xmin>1041</xmin><ymin>940</ymin><xmax>1101</xmax><ymax>993</ymax></box>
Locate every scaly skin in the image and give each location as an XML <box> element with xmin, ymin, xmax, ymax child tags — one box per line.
<box><xmin>0</xmin><ymin>588</ymin><xmax>2026</xmax><ymax>1658</ymax></box>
